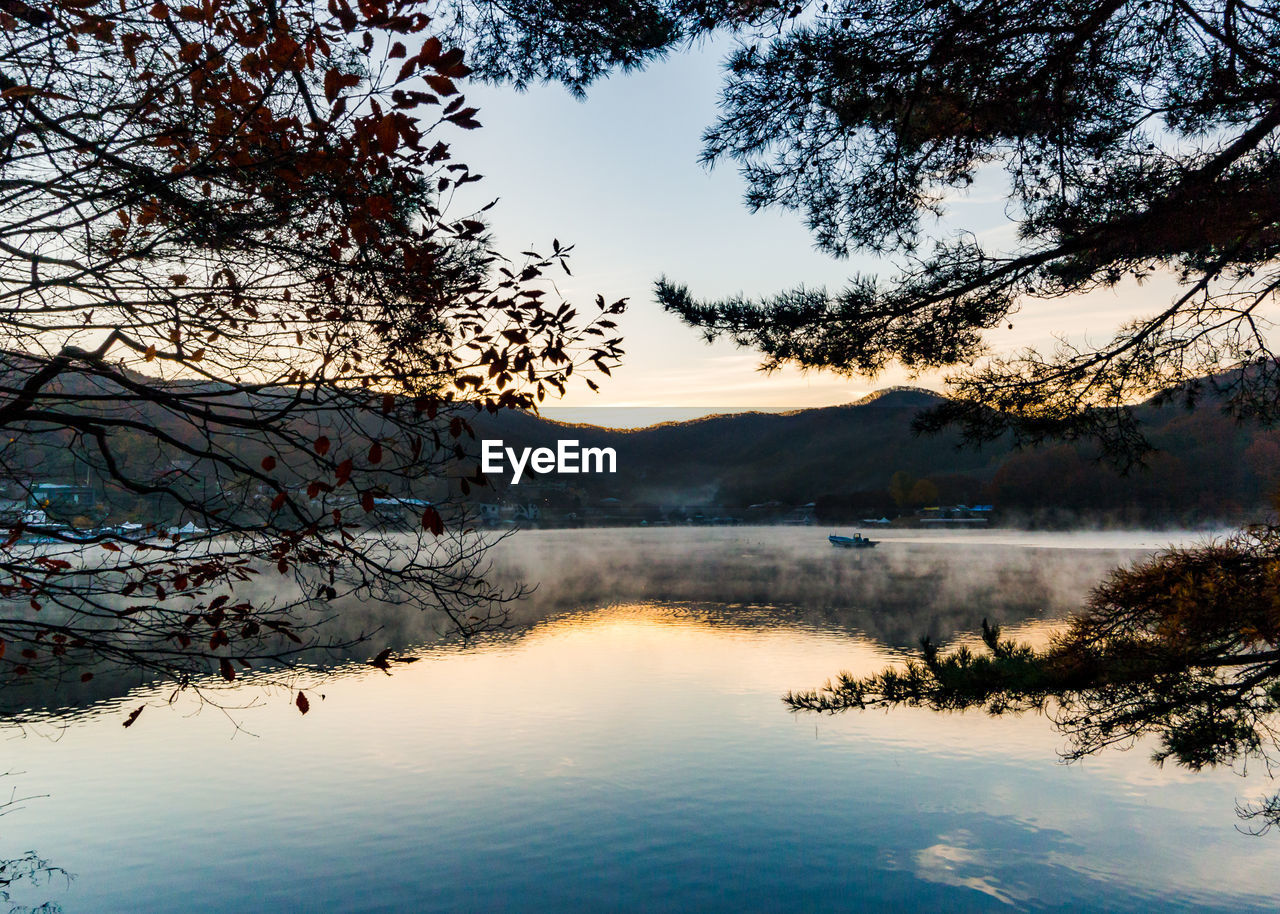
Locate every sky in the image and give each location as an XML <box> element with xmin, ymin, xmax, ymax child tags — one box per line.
<box><xmin>449</xmin><ymin>38</ymin><xmax>1180</xmax><ymax>425</ymax></box>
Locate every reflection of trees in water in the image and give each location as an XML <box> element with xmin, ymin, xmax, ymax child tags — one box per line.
<box><xmin>0</xmin><ymin>853</ymin><xmax>66</xmax><ymax>914</ymax></box>
<box><xmin>788</xmin><ymin>527</ymin><xmax>1280</xmax><ymax>834</ymax></box>
<box><xmin>0</xmin><ymin>782</ymin><xmax>69</xmax><ymax>913</ymax></box>
<box><xmin>0</xmin><ymin>532</ymin><xmax>1173</xmax><ymax>906</ymax></box>
<box><xmin>4</xmin><ymin>532</ymin><xmax>1146</xmax><ymax>724</ymax></box>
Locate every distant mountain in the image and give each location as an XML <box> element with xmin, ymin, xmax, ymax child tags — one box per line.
<box><xmin>468</xmin><ymin>385</ymin><xmax>1276</xmax><ymax>524</ymax></box>
<box><xmin>4</xmin><ymin>355</ymin><xmax>1273</xmax><ymax>525</ymax></box>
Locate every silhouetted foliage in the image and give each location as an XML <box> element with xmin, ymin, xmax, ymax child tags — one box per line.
<box><xmin>786</xmin><ymin>525</ymin><xmax>1280</xmax><ymax>832</ymax></box>
<box><xmin>0</xmin><ymin>0</ymin><xmax>623</xmax><ymax>712</ymax></box>
<box><xmin>612</xmin><ymin>1</ymin><xmax>1280</xmax><ymax>463</ymax></box>
<box><xmin>432</xmin><ymin>0</ymin><xmax>793</xmax><ymax>95</ymax></box>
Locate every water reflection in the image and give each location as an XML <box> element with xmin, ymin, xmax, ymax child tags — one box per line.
<box><xmin>3</xmin><ymin>528</ymin><xmax>1273</xmax><ymax>912</ymax></box>
<box><xmin>3</xmin><ymin>527</ymin><xmax>1151</xmax><ymax>724</ymax></box>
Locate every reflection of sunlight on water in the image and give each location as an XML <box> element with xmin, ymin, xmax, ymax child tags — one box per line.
<box><xmin>4</xmin><ymin>531</ymin><xmax>1280</xmax><ymax>912</ymax></box>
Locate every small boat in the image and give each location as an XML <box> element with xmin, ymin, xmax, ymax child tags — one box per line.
<box><xmin>829</xmin><ymin>533</ymin><xmax>878</xmax><ymax>549</ymax></box>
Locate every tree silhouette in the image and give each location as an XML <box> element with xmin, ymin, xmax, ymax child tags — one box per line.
<box><xmin>0</xmin><ymin>0</ymin><xmax>623</xmax><ymax>707</ymax></box>
<box><xmin>414</xmin><ymin>2</ymin><xmax>1280</xmax><ymax>460</ymax></box>
<box><xmin>785</xmin><ymin>525</ymin><xmax>1280</xmax><ymax>832</ymax></box>
<box><xmin>628</xmin><ymin>1</ymin><xmax>1280</xmax><ymax>462</ymax></box>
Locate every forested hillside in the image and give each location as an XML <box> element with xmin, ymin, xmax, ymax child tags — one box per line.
<box><xmin>472</xmin><ymin>388</ymin><xmax>1275</xmax><ymax>525</ymax></box>
<box><xmin>10</xmin><ymin>375</ymin><xmax>1272</xmax><ymax>527</ymax></box>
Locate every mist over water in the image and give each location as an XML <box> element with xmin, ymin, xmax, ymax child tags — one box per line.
<box><xmin>486</xmin><ymin>526</ymin><xmax>1185</xmax><ymax>645</ymax></box>
<box><xmin>3</xmin><ymin>526</ymin><xmax>1273</xmax><ymax>913</ymax></box>
<box><xmin>5</xmin><ymin>527</ymin><xmax>1186</xmax><ymax>723</ymax></box>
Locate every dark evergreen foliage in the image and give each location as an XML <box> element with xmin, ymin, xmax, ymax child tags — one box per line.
<box><xmin>787</xmin><ymin>525</ymin><xmax>1280</xmax><ymax>832</ymax></box>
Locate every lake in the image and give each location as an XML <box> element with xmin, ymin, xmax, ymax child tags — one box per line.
<box><xmin>3</xmin><ymin>527</ymin><xmax>1278</xmax><ymax>912</ymax></box>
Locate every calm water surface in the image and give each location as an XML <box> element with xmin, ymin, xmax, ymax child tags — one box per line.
<box><xmin>3</xmin><ymin>527</ymin><xmax>1276</xmax><ymax>912</ymax></box>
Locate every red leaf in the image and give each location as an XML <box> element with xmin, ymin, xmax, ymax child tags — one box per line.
<box><xmin>368</xmin><ymin>442</ymin><xmax>382</xmax><ymax>464</ymax></box>
<box><xmin>314</xmin><ymin>436</ymin><xmax>331</xmax><ymax>456</ymax></box>
<box><xmin>261</xmin><ymin>456</ymin><xmax>277</xmax><ymax>471</ymax></box>
<box><xmin>219</xmin><ymin>657</ymin><xmax>235</xmax><ymax>681</ymax></box>
<box><xmin>423</xmin><ymin>74</ymin><xmax>456</xmax><ymax>96</ymax></box>
<box><xmin>335</xmin><ymin>458</ymin><xmax>354</xmax><ymax>484</ymax></box>
<box><xmin>421</xmin><ymin>506</ymin><xmax>444</xmax><ymax>536</ymax></box>
<box><xmin>323</xmin><ymin>68</ymin><xmax>360</xmax><ymax>103</ymax></box>
<box><xmin>296</xmin><ymin>691</ymin><xmax>310</xmax><ymax>715</ymax></box>
<box><xmin>102</xmin><ymin>542</ymin><xmax>121</xmax><ymax>552</ymax></box>
<box><xmin>81</xmin><ymin>672</ymin><xmax>93</xmax><ymax>683</ymax></box>
<box><xmin>361</xmin><ymin>492</ymin><xmax>375</xmax><ymax>513</ymax></box>
<box><xmin>419</xmin><ymin>36</ymin><xmax>442</xmax><ymax>65</ymax></box>
<box><xmin>270</xmin><ymin>492</ymin><xmax>287</xmax><ymax>511</ymax></box>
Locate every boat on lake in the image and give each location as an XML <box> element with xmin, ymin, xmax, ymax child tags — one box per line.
<box><xmin>829</xmin><ymin>533</ymin><xmax>877</xmax><ymax>549</ymax></box>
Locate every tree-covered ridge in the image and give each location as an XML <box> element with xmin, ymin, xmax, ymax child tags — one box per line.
<box><xmin>447</xmin><ymin>386</ymin><xmax>1274</xmax><ymax>522</ymax></box>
